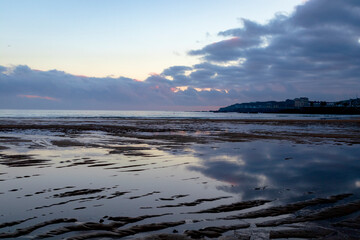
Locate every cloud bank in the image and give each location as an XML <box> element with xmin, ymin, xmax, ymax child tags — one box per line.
<box><xmin>0</xmin><ymin>65</ymin><xmax>228</xmax><ymax>110</ymax></box>
<box><xmin>1</xmin><ymin>0</ymin><xmax>359</xmax><ymax>110</ymax></box>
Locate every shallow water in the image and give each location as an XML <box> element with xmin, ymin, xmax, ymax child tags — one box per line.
<box><xmin>0</xmin><ymin>118</ymin><xmax>359</xmax><ymax>239</ymax></box>
<box><xmin>1</xmin><ymin>109</ymin><xmax>360</xmax><ymax>119</ymax></box>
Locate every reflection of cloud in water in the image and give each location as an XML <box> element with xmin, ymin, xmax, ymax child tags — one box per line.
<box><xmin>208</xmin><ymin>155</ymin><xmax>245</xmax><ymax>165</ymax></box>
<box><xmin>189</xmin><ymin>141</ymin><xmax>360</xmax><ymax>201</ymax></box>
<box><xmin>188</xmin><ymin>161</ymin><xmax>267</xmax><ymax>187</ymax></box>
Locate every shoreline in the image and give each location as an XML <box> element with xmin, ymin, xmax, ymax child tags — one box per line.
<box><xmin>0</xmin><ymin>118</ymin><xmax>359</xmax><ymax>239</ymax></box>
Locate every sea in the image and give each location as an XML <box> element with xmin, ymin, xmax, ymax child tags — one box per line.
<box><xmin>1</xmin><ymin>109</ymin><xmax>359</xmax><ymax>119</ymax></box>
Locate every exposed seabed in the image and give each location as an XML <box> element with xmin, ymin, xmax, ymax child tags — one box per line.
<box><xmin>0</xmin><ymin>118</ymin><xmax>359</xmax><ymax>239</ymax></box>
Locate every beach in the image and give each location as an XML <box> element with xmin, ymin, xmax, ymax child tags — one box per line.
<box><xmin>0</xmin><ymin>118</ymin><xmax>359</xmax><ymax>239</ymax></box>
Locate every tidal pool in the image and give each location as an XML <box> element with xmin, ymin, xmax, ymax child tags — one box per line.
<box><xmin>0</xmin><ymin>118</ymin><xmax>359</xmax><ymax>239</ymax></box>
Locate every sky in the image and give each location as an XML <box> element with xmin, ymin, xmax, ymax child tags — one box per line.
<box><xmin>1</xmin><ymin>0</ymin><xmax>359</xmax><ymax>111</ymax></box>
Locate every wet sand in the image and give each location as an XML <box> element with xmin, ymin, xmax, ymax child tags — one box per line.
<box><xmin>0</xmin><ymin>118</ymin><xmax>359</xmax><ymax>239</ymax></box>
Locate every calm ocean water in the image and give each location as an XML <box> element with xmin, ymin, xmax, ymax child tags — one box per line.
<box><xmin>0</xmin><ymin>109</ymin><xmax>359</xmax><ymax>119</ymax></box>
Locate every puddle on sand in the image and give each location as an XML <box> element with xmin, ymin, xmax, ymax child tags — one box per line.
<box><xmin>0</xmin><ymin>118</ymin><xmax>359</xmax><ymax>239</ymax></box>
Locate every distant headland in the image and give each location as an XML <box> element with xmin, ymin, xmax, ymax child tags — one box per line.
<box><xmin>217</xmin><ymin>97</ymin><xmax>360</xmax><ymax>114</ymax></box>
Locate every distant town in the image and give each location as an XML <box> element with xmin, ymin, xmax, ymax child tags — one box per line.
<box><xmin>217</xmin><ymin>97</ymin><xmax>360</xmax><ymax>114</ymax></box>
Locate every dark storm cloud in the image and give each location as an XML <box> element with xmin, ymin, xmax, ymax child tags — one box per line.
<box><xmin>290</xmin><ymin>0</ymin><xmax>360</xmax><ymax>29</ymax></box>
<box><xmin>162</xmin><ymin>66</ymin><xmax>192</xmax><ymax>76</ymax></box>
<box><xmin>188</xmin><ymin>36</ymin><xmax>261</xmax><ymax>62</ymax></box>
<box><xmin>174</xmin><ymin>0</ymin><xmax>360</xmax><ymax>101</ymax></box>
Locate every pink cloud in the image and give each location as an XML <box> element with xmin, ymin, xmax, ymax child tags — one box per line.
<box><xmin>149</xmin><ymin>72</ymin><xmax>160</xmax><ymax>76</ymax></box>
<box><xmin>18</xmin><ymin>94</ymin><xmax>59</xmax><ymax>101</ymax></box>
<box><xmin>74</xmin><ymin>74</ymin><xmax>89</xmax><ymax>78</ymax></box>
